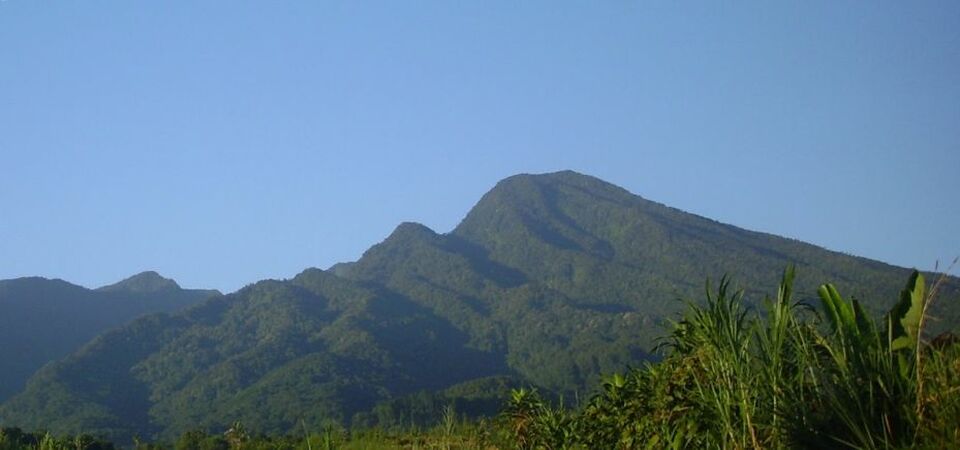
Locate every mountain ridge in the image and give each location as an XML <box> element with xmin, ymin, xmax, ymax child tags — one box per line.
<box><xmin>0</xmin><ymin>272</ymin><xmax>220</xmax><ymax>403</ymax></box>
<box><xmin>1</xmin><ymin>170</ymin><xmax>956</xmax><ymax>442</ymax></box>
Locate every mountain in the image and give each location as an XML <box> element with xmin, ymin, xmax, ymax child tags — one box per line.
<box><xmin>97</xmin><ymin>271</ymin><xmax>183</xmax><ymax>294</ymax></box>
<box><xmin>0</xmin><ymin>272</ymin><xmax>220</xmax><ymax>402</ymax></box>
<box><xmin>1</xmin><ymin>171</ymin><xmax>957</xmax><ymax>442</ymax></box>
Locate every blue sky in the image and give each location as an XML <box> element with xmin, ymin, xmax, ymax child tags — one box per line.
<box><xmin>1</xmin><ymin>2</ymin><xmax>958</xmax><ymax>292</ymax></box>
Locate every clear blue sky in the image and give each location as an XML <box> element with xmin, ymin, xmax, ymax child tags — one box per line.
<box><xmin>1</xmin><ymin>2</ymin><xmax>958</xmax><ymax>293</ymax></box>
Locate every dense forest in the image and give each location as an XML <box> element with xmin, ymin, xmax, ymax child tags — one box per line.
<box><xmin>1</xmin><ymin>171</ymin><xmax>957</xmax><ymax>447</ymax></box>
<box><xmin>0</xmin><ymin>273</ymin><xmax>218</xmax><ymax>402</ymax></box>
<box><xmin>1</xmin><ymin>267</ymin><xmax>957</xmax><ymax>449</ymax></box>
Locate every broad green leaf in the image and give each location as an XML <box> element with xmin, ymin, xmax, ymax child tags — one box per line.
<box><xmin>818</xmin><ymin>284</ymin><xmax>842</xmax><ymax>334</ymax></box>
<box><xmin>818</xmin><ymin>284</ymin><xmax>856</xmax><ymax>339</ymax></box>
<box><xmin>779</xmin><ymin>264</ymin><xmax>795</xmax><ymax>306</ymax></box>
<box><xmin>889</xmin><ymin>271</ymin><xmax>925</xmax><ymax>351</ymax></box>
<box><xmin>644</xmin><ymin>434</ymin><xmax>660</xmax><ymax>449</ymax></box>
<box><xmin>852</xmin><ymin>299</ymin><xmax>877</xmax><ymax>344</ymax></box>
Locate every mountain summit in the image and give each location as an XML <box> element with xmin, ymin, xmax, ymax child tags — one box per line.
<box><xmin>97</xmin><ymin>271</ymin><xmax>181</xmax><ymax>293</ymax></box>
<box><xmin>1</xmin><ymin>171</ymin><xmax>956</xmax><ymax>442</ymax></box>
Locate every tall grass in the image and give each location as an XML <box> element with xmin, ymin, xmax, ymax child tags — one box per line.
<box><xmin>512</xmin><ymin>266</ymin><xmax>960</xmax><ymax>449</ymax></box>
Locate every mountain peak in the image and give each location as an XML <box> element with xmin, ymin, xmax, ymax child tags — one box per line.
<box><xmin>387</xmin><ymin>222</ymin><xmax>439</xmax><ymax>241</ymax></box>
<box><xmin>495</xmin><ymin>170</ymin><xmax>625</xmax><ymax>190</ymax></box>
<box><xmin>453</xmin><ymin>170</ymin><xmax>639</xmax><ymax>241</ymax></box>
<box><xmin>97</xmin><ymin>271</ymin><xmax>180</xmax><ymax>293</ymax></box>
<box><xmin>470</xmin><ymin>171</ymin><xmax>638</xmax><ymax>211</ymax></box>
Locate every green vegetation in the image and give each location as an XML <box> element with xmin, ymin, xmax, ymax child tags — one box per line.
<box><xmin>1</xmin><ymin>171</ymin><xmax>958</xmax><ymax>446</ymax></box>
<box><xmin>503</xmin><ymin>267</ymin><xmax>960</xmax><ymax>449</ymax></box>
<box><xmin>0</xmin><ymin>272</ymin><xmax>218</xmax><ymax>402</ymax></box>
<box><xmin>0</xmin><ymin>428</ymin><xmax>116</xmax><ymax>450</ymax></box>
<box><xmin>1</xmin><ymin>268</ymin><xmax>958</xmax><ymax>449</ymax></box>
<box><xmin>2</xmin><ymin>420</ymin><xmax>515</xmax><ymax>450</ymax></box>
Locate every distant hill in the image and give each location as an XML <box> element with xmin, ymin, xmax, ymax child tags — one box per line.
<box><xmin>0</xmin><ymin>272</ymin><xmax>219</xmax><ymax>402</ymax></box>
<box><xmin>1</xmin><ymin>171</ymin><xmax>956</xmax><ymax>443</ymax></box>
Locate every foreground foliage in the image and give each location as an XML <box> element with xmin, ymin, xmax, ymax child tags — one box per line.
<box><xmin>505</xmin><ymin>267</ymin><xmax>960</xmax><ymax>449</ymax></box>
<box><xmin>1</xmin><ymin>420</ymin><xmax>514</xmax><ymax>450</ymax></box>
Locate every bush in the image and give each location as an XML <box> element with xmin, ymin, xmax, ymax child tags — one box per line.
<box><xmin>509</xmin><ymin>267</ymin><xmax>960</xmax><ymax>449</ymax></box>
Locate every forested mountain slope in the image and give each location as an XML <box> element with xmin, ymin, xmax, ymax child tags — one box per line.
<box><xmin>0</xmin><ymin>272</ymin><xmax>219</xmax><ymax>402</ymax></box>
<box><xmin>2</xmin><ymin>171</ymin><xmax>956</xmax><ymax>443</ymax></box>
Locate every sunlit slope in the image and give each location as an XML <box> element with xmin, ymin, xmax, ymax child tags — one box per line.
<box><xmin>2</xmin><ymin>170</ymin><xmax>956</xmax><ymax>442</ymax></box>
